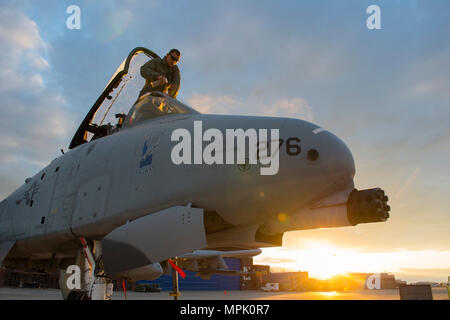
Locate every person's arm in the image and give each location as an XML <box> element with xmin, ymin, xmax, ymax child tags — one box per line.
<box><xmin>168</xmin><ymin>67</ymin><xmax>181</xmax><ymax>98</ymax></box>
<box><xmin>140</xmin><ymin>59</ymin><xmax>160</xmax><ymax>80</ymax></box>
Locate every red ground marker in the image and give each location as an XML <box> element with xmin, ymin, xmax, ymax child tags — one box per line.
<box><xmin>168</xmin><ymin>259</ymin><xmax>186</xmax><ymax>279</ymax></box>
<box><xmin>122</xmin><ymin>279</ymin><xmax>127</xmax><ymax>300</ymax></box>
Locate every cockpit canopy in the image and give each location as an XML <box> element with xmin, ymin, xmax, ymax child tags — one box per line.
<box><xmin>123</xmin><ymin>92</ymin><xmax>194</xmax><ymax>128</ymax></box>
<box><xmin>69</xmin><ymin>47</ymin><xmax>199</xmax><ymax>149</ymax></box>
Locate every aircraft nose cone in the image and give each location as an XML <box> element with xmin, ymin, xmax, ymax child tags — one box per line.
<box><xmin>283</xmin><ymin>119</ymin><xmax>355</xmax><ymax>185</ymax></box>
<box><xmin>321</xmin><ymin>131</ymin><xmax>355</xmax><ymax>181</ymax></box>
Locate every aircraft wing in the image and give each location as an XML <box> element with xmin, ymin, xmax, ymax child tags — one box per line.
<box><xmin>174</xmin><ymin>249</ymin><xmax>262</xmax><ymax>279</ymax></box>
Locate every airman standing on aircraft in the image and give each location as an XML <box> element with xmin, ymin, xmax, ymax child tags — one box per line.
<box><xmin>139</xmin><ymin>49</ymin><xmax>181</xmax><ymax>99</ymax></box>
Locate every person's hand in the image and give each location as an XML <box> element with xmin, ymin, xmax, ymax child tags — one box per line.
<box><xmin>158</xmin><ymin>75</ymin><xmax>168</xmax><ymax>84</ymax></box>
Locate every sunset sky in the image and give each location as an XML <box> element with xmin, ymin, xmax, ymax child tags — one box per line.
<box><xmin>0</xmin><ymin>0</ymin><xmax>449</xmax><ymax>283</ymax></box>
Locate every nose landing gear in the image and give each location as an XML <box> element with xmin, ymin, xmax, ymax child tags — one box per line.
<box><xmin>59</xmin><ymin>238</ymin><xmax>114</xmax><ymax>300</ymax></box>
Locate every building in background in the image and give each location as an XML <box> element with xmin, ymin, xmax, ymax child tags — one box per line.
<box><xmin>0</xmin><ymin>268</ymin><xmax>59</xmax><ymax>289</ymax></box>
<box><xmin>0</xmin><ymin>257</ymin><xmax>407</xmax><ymax>293</ymax></box>
<box><xmin>141</xmin><ymin>258</ymin><xmax>242</xmax><ymax>291</ymax></box>
<box><xmin>349</xmin><ymin>273</ymin><xmax>405</xmax><ymax>289</ymax></box>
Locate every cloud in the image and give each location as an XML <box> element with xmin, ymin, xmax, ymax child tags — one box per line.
<box><xmin>255</xmin><ymin>246</ymin><xmax>450</xmax><ymax>282</ymax></box>
<box><xmin>256</xmin><ymin>256</ymin><xmax>297</xmax><ymax>264</ymax></box>
<box><xmin>0</xmin><ymin>9</ymin><xmax>76</xmax><ymax>199</ymax></box>
<box><xmin>0</xmin><ymin>9</ymin><xmax>49</xmax><ymax>93</ymax></box>
<box><xmin>186</xmin><ymin>93</ymin><xmax>238</xmax><ymax>114</ymax></box>
<box><xmin>0</xmin><ymin>94</ymin><xmax>75</xmax><ymax>164</ymax></box>
<box><xmin>396</xmin><ymin>268</ymin><xmax>450</xmax><ymax>283</ymax></box>
<box><xmin>26</xmin><ymin>51</ymin><xmax>50</xmax><ymax>70</ymax></box>
<box><xmin>403</xmin><ymin>50</ymin><xmax>450</xmax><ymax>100</ymax></box>
<box><xmin>176</xmin><ymin>4</ymin><xmax>352</xmax><ymax>101</ymax></box>
<box><xmin>279</xmin><ymin>221</ymin><xmax>450</xmax><ymax>253</ymax></box>
<box><xmin>186</xmin><ymin>92</ymin><xmax>314</xmax><ymax>121</ymax></box>
<box><xmin>0</xmin><ymin>9</ymin><xmax>42</xmax><ymax>51</ymax></box>
<box><xmin>265</xmin><ymin>98</ymin><xmax>314</xmax><ymax>121</ymax></box>
<box><xmin>0</xmin><ymin>173</ymin><xmax>24</xmax><ymax>201</ymax></box>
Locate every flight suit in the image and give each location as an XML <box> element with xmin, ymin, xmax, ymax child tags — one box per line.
<box><xmin>139</xmin><ymin>57</ymin><xmax>180</xmax><ymax>98</ymax></box>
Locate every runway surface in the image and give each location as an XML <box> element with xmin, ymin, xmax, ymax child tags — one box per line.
<box><xmin>0</xmin><ymin>287</ymin><xmax>448</xmax><ymax>300</ymax></box>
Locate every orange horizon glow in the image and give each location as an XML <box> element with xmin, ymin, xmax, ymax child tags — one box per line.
<box><xmin>253</xmin><ymin>241</ymin><xmax>450</xmax><ymax>282</ymax></box>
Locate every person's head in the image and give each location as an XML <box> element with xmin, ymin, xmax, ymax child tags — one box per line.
<box><xmin>166</xmin><ymin>49</ymin><xmax>180</xmax><ymax>67</ymax></box>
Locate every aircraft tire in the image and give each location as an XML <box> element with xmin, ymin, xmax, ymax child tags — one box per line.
<box><xmin>66</xmin><ymin>291</ymin><xmax>91</xmax><ymax>300</ymax></box>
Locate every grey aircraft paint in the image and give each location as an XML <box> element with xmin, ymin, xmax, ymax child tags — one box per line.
<box><xmin>0</xmin><ymin>48</ymin><xmax>390</xmax><ymax>298</ymax></box>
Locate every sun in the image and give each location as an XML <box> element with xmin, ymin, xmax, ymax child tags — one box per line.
<box><xmin>255</xmin><ymin>242</ymin><xmax>360</xmax><ymax>280</ymax></box>
<box><xmin>291</xmin><ymin>244</ymin><xmax>351</xmax><ymax>279</ymax></box>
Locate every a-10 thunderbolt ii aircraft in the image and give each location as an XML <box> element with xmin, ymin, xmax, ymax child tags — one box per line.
<box><xmin>0</xmin><ymin>47</ymin><xmax>390</xmax><ymax>299</ymax></box>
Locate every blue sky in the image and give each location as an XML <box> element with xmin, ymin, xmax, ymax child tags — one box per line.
<box><xmin>0</xmin><ymin>1</ymin><xmax>449</xmax><ymax>281</ymax></box>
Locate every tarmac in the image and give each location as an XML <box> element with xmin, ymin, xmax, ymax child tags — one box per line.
<box><xmin>0</xmin><ymin>287</ymin><xmax>448</xmax><ymax>300</ymax></box>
